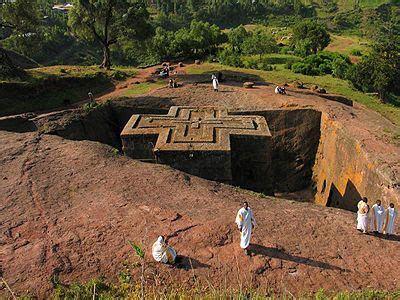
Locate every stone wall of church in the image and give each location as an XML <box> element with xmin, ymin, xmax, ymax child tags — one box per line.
<box><xmin>312</xmin><ymin>113</ymin><xmax>400</xmax><ymax>211</ymax></box>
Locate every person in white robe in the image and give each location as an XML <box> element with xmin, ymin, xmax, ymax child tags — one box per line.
<box><xmin>371</xmin><ymin>200</ymin><xmax>385</xmax><ymax>233</ymax></box>
<box><xmin>212</xmin><ymin>74</ymin><xmax>219</xmax><ymax>92</ymax></box>
<box><xmin>152</xmin><ymin>236</ymin><xmax>177</xmax><ymax>264</ymax></box>
<box><xmin>383</xmin><ymin>203</ymin><xmax>398</xmax><ymax>235</ymax></box>
<box><xmin>235</xmin><ymin>201</ymin><xmax>256</xmax><ymax>255</ymax></box>
<box><xmin>356</xmin><ymin>197</ymin><xmax>369</xmax><ymax>233</ymax></box>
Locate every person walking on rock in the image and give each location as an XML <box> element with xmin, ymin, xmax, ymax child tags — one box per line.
<box><xmin>384</xmin><ymin>203</ymin><xmax>398</xmax><ymax>235</ymax></box>
<box><xmin>235</xmin><ymin>201</ymin><xmax>256</xmax><ymax>255</ymax></box>
<box><xmin>371</xmin><ymin>200</ymin><xmax>385</xmax><ymax>233</ymax></box>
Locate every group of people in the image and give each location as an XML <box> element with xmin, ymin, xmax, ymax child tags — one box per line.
<box><xmin>168</xmin><ymin>78</ymin><xmax>179</xmax><ymax>88</ymax></box>
<box><xmin>152</xmin><ymin>198</ymin><xmax>398</xmax><ymax>265</ymax></box>
<box><xmin>151</xmin><ymin>201</ymin><xmax>256</xmax><ymax>264</ymax></box>
<box><xmin>356</xmin><ymin>198</ymin><xmax>397</xmax><ymax>235</ymax></box>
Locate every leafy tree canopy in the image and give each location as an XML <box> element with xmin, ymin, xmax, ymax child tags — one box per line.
<box><xmin>0</xmin><ymin>0</ymin><xmax>41</xmax><ymax>77</ymax></box>
<box><xmin>68</xmin><ymin>0</ymin><xmax>151</xmax><ymax>69</ymax></box>
<box><xmin>242</xmin><ymin>28</ymin><xmax>278</xmax><ymax>60</ymax></box>
<box><xmin>227</xmin><ymin>25</ymin><xmax>248</xmax><ymax>53</ymax></box>
<box><xmin>291</xmin><ymin>20</ymin><xmax>330</xmax><ymax>56</ymax></box>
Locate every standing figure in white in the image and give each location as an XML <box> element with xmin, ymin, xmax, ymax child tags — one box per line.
<box><xmin>235</xmin><ymin>201</ymin><xmax>256</xmax><ymax>255</ymax></box>
<box><xmin>384</xmin><ymin>203</ymin><xmax>398</xmax><ymax>235</ymax></box>
<box><xmin>371</xmin><ymin>199</ymin><xmax>385</xmax><ymax>233</ymax></box>
<box><xmin>211</xmin><ymin>74</ymin><xmax>219</xmax><ymax>92</ymax></box>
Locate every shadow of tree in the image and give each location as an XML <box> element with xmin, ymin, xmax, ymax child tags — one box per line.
<box><xmin>250</xmin><ymin>244</ymin><xmax>345</xmax><ymax>271</ymax></box>
<box><xmin>174</xmin><ymin>255</ymin><xmax>211</xmax><ymax>270</ymax></box>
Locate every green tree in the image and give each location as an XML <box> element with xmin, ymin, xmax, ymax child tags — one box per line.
<box><xmin>348</xmin><ymin>37</ymin><xmax>400</xmax><ymax>102</ymax></box>
<box><xmin>292</xmin><ymin>20</ymin><xmax>330</xmax><ymax>56</ymax></box>
<box><xmin>242</xmin><ymin>28</ymin><xmax>277</xmax><ymax>61</ymax></box>
<box><xmin>189</xmin><ymin>19</ymin><xmax>222</xmax><ymax>56</ymax></box>
<box><xmin>68</xmin><ymin>0</ymin><xmax>151</xmax><ymax>69</ymax></box>
<box><xmin>227</xmin><ymin>25</ymin><xmax>248</xmax><ymax>53</ymax></box>
<box><xmin>0</xmin><ymin>0</ymin><xmax>40</xmax><ymax>76</ymax></box>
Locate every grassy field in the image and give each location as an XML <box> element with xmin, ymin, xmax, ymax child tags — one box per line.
<box><xmin>240</xmin><ymin>24</ymin><xmax>369</xmax><ymax>61</ymax></box>
<box><xmin>186</xmin><ymin>63</ymin><xmax>400</xmax><ymax>128</ymax></box>
<box><xmin>24</xmin><ymin>65</ymin><xmax>137</xmax><ymax>83</ymax></box>
<box><xmin>0</xmin><ymin>66</ymin><xmax>137</xmax><ymax>116</ymax></box>
<box><xmin>325</xmin><ymin>35</ymin><xmax>370</xmax><ymax>61</ymax></box>
<box><xmin>120</xmin><ymin>81</ymin><xmax>165</xmax><ymax>97</ymax></box>
<box><xmin>336</xmin><ymin>0</ymin><xmax>390</xmax><ymax>10</ymax></box>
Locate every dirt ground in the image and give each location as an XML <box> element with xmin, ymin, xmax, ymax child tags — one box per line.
<box><xmin>1</xmin><ymin>65</ymin><xmax>399</xmax><ymax>297</ymax></box>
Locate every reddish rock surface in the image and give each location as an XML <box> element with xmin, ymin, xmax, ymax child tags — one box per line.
<box><xmin>1</xmin><ymin>66</ymin><xmax>400</xmax><ymax>297</ymax></box>
<box><xmin>0</xmin><ymin>131</ymin><xmax>399</xmax><ymax>297</ymax></box>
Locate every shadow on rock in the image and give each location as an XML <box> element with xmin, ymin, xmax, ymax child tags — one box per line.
<box><xmin>250</xmin><ymin>244</ymin><xmax>345</xmax><ymax>271</ymax></box>
<box><xmin>174</xmin><ymin>255</ymin><xmax>210</xmax><ymax>270</ymax></box>
<box><xmin>369</xmin><ymin>232</ymin><xmax>400</xmax><ymax>242</ymax></box>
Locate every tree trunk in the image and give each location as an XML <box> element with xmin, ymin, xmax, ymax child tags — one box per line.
<box><xmin>100</xmin><ymin>45</ymin><xmax>111</xmax><ymax>69</ymax></box>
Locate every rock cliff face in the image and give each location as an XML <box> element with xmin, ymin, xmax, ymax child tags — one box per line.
<box><xmin>312</xmin><ymin>114</ymin><xmax>400</xmax><ymax>211</ymax></box>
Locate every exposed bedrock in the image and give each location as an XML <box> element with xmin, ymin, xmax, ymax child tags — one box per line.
<box><xmin>0</xmin><ymin>104</ymin><xmax>398</xmax><ymax>210</ymax></box>
<box><xmin>312</xmin><ymin>113</ymin><xmax>400</xmax><ymax>211</ymax></box>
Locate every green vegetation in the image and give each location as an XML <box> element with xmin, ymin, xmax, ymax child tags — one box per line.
<box><xmin>0</xmin><ymin>0</ymin><xmax>399</xmax><ymax>123</ymax></box>
<box><xmin>151</xmin><ymin>19</ymin><xmax>224</xmax><ymax>61</ymax></box>
<box><xmin>326</xmin><ymin>35</ymin><xmax>369</xmax><ymax>57</ymax></box>
<box><xmin>120</xmin><ymin>81</ymin><xmax>165</xmax><ymax>97</ymax></box>
<box><xmin>291</xmin><ymin>51</ymin><xmax>351</xmax><ymax>78</ymax></box>
<box><xmin>347</xmin><ymin>31</ymin><xmax>400</xmax><ymax>101</ymax></box>
<box><xmin>68</xmin><ymin>0</ymin><xmax>151</xmax><ymax>69</ymax></box>
<box><xmin>0</xmin><ymin>66</ymin><xmax>137</xmax><ymax>116</ymax></box>
<box><xmin>0</xmin><ymin>0</ymin><xmax>40</xmax><ymax>77</ymax></box>
<box><xmin>49</xmin><ymin>279</ymin><xmax>400</xmax><ymax>300</ymax></box>
<box><xmin>291</xmin><ymin>20</ymin><xmax>331</xmax><ymax>56</ymax></box>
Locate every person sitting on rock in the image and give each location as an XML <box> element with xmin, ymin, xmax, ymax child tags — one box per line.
<box><xmin>168</xmin><ymin>78</ymin><xmax>174</xmax><ymax>88</ymax></box>
<box><xmin>274</xmin><ymin>86</ymin><xmax>286</xmax><ymax>95</ymax></box>
<box><xmin>152</xmin><ymin>236</ymin><xmax>177</xmax><ymax>264</ymax></box>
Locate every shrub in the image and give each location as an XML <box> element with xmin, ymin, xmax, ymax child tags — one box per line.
<box><xmin>350</xmin><ymin>48</ymin><xmax>363</xmax><ymax>56</ymax></box>
<box><xmin>112</xmin><ymin>70</ymin><xmax>128</xmax><ymax>80</ymax></box>
<box><xmin>291</xmin><ymin>51</ymin><xmax>351</xmax><ymax>78</ymax></box>
<box><xmin>83</xmin><ymin>101</ymin><xmax>98</xmax><ymax>112</ymax></box>
<box><xmin>217</xmin><ymin>49</ymin><xmax>244</xmax><ymax>68</ymax></box>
